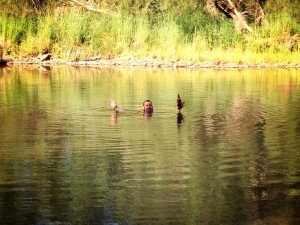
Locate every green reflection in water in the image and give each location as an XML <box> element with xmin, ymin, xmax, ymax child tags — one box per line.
<box><xmin>0</xmin><ymin>66</ymin><xmax>299</xmax><ymax>225</ymax></box>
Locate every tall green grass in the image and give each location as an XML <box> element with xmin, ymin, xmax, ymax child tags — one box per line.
<box><xmin>0</xmin><ymin>7</ymin><xmax>299</xmax><ymax>64</ymax></box>
<box><xmin>0</xmin><ymin>15</ymin><xmax>29</xmax><ymax>54</ymax></box>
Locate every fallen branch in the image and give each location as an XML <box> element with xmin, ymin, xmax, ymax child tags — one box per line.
<box><xmin>68</xmin><ymin>0</ymin><xmax>120</xmax><ymax>17</ymax></box>
<box><xmin>214</xmin><ymin>0</ymin><xmax>253</xmax><ymax>32</ymax></box>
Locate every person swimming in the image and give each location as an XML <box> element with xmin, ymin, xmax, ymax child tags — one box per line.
<box><xmin>108</xmin><ymin>94</ymin><xmax>184</xmax><ymax>122</ymax></box>
<box><xmin>108</xmin><ymin>98</ymin><xmax>153</xmax><ymax>114</ymax></box>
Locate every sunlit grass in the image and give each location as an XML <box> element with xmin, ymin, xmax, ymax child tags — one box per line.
<box><xmin>0</xmin><ymin>8</ymin><xmax>299</xmax><ymax>64</ymax></box>
<box><xmin>0</xmin><ymin>15</ymin><xmax>28</xmax><ymax>55</ymax></box>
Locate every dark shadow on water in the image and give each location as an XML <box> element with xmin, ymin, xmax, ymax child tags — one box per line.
<box><xmin>177</xmin><ymin>112</ymin><xmax>184</xmax><ymax>125</ymax></box>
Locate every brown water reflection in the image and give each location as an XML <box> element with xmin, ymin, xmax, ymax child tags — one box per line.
<box><xmin>0</xmin><ymin>66</ymin><xmax>299</xmax><ymax>225</ymax></box>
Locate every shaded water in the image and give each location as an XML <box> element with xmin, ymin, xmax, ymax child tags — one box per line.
<box><xmin>0</xmin><ymin>66</ymin><xmax>299</xmax><ymax>225</ymax></box>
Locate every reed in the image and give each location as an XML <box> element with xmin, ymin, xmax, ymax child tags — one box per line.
<box><xmin>0</xmin><ymin>15</ymin><xmax>29</xmax><ymax>54</ymax></box>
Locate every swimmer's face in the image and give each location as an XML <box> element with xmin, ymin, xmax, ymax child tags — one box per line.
<box><xmin>143</xmin><ymin>100</ymin><xmax>153</xmax><ymax>113</ymax></box>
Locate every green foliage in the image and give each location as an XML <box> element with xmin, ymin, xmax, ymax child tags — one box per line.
<box><xmin>245</xmin><ymin>12</ymin><xmax>299</xmax><ymax>55</ymax></box>
<box><xmin>0</xmin><ymin>15</ymin><xmax>30</xmax><ymax>54</ymax></box>
<box><xmin>0</xmin><ymin>0</ymin><xmax>299</xmax><ymax>63</ymax></box>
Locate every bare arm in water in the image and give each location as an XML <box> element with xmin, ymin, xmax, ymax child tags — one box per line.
<box><xmin>108</xmin><ymin>98</ymin><xmax>125</xmax><ymax>113</ymax></box>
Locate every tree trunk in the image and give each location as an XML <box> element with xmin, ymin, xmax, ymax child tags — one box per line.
<box><xmin>254</xmin><ymin>0</ymin><xmax>265</xmax><ymax>25</ymax></box>
<box><xmin>214</xmin><ymin>0</ymin><xmax>253</xmax><ymax>32</ymax></box>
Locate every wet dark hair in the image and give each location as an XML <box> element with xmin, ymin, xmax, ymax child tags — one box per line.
<box><xmin>143</xmin><ymin>100</ymin><xmax>152</xmax><ymax>106</ymax></box>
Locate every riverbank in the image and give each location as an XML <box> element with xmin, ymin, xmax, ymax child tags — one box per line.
<box><xmin>1</xmin><ymin>5</ymin><xmax>299</xmax><ymax>70</ymax></box>
<box><xmin>3</xmin><ymin>54</ymin><xmax>300</xmax><ymax>69</ymax></box>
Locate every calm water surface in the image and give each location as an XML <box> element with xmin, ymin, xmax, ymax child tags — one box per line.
<box><xmin>0</xmin><ymin>66</ymin><xmax>299</xmax><ymax>225</ymax></box>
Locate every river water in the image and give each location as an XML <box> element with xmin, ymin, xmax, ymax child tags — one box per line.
<box><xmin>0</xmin><ymin>66</ymin><xmax>299</xmax><ymax>225</ymax></box>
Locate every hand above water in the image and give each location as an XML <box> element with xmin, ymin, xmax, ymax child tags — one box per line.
<box><xmin>108</xmin><ymin>98</ymin><xmax>124</xmax><ymax>113</ymax></box>
<box><xmin>108</xmin><ymin>98</ymin><xmax>118</xmax><ymax>110</ymax></box>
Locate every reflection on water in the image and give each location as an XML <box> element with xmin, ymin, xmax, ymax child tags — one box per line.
<box><xmin>0</xmin><ymin>66</ymin><xmax>299</xmax><ymax>225</ymax></box>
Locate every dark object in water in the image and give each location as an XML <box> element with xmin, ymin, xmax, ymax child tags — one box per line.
<box><xmin>177</xmin><ymin>94</ymin><xmax>185</xmax><ymax>110</ymax></box>
<box><xmin>177</xmin><ymin>112</ymin><xmax>184</xmax><ymax>125</ymax></box>
<box><xmin>0</xmin><ymin>59</ymin><xmax>11</xmax><ymax>66</ymax></box>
